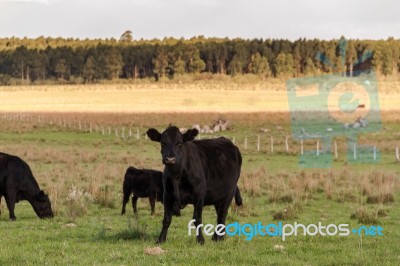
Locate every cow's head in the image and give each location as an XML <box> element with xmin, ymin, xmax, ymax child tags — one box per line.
<box><xmin>32</xmin><ymin>190</ymin><xmax>54</xmax><ymax>219</ymax></box>
<box><xmin>146</xmin><ymin>126</ymin><xmax>198</xmax><ymax>165</ymax></box>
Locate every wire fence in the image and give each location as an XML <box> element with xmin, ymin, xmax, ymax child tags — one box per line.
<box><xmin>1</xmin><ymin>113</ymin><xmax>399</xmax><ymax>162</ymax></box>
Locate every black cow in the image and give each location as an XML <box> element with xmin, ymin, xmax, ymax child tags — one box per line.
<box><xmin>121</xmin><ymin>167</ymin><xmax>163</xmax><ymax>216</ymax></box>
<box><xmin>0</xmin><ymin>152</ymin><xmax>54</xmax><ymax>220</ymax></box>
<box><xmin>147</xmin><ymin>126</ymin><xmax>243</xmax><ymax>244</ymax></box>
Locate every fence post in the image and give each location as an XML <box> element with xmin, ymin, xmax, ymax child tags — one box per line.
<box><xmin>300</xmin><ymin>139</ymin><xmax>304</xmax><ymax>155</ymax></box>
<box><xmin>270</xmin><ymin>136</ymin><xmax>274</xmax><ymax>153</ymax></box>
<box><xmin>122</xmin><ymin>127</ymin><xmax>125</xmax><ymax>139</ymax></box>
<box><xmin>285</xmin><ymin>136</ymin><xmax>289</xmax><ymax>153</ymax></box>
<box><xmin>244</xmin><ymin>138</ymin><xmax>248</xmax><ymax>150</ymax></box>
<box><xmin>373</xmin><ymin>145</ymin><xmax>377</xmax><ymax>161</ymax></box>
<box><xmin>115</xmin><ymin>128</ymin><xmax>118</xmax><ymax>137</ymax></box>
<box><xmin>353</xmin><ymin>143</ymin><xmax>357</xmax><ymax>160</ymax></box>
<box><xmin>257</xmin><ymin>136</ymin><xmax>260</xmax><ymax>152</ymax></box>
<box><xmin>136</xmin><ymin>128</ymin><xmax>140</xmax><ymax>140</ymax></box>
<box><xmin>129</xmin><ymin>128</ymin><xmax>132</xmax><ymax>138</ymax></box>
<box><xmin>396</xmin><ymin>145</ymin><xmax>399</xmax><ymax>161</ymax></box>
<box><xmin>316</xmin><ymin>140</ymin><xmax>320</xmax><ymax>156</ymax></box>
<box><xmin>334</xmin><ymin>140</ymin><xmax>338</xmax><ymax>159</ymax></box>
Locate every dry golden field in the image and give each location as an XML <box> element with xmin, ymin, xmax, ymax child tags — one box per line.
<box><xmin>0</xmin><ymin>80</ymin><xmax>399</xmax><ymax>113</ymax></box>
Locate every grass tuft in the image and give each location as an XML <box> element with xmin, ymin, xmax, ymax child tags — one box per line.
<box><xmin>350</xmin><ymin>207</ymin><xmax>379</xmax><ymax>224</ymax></box>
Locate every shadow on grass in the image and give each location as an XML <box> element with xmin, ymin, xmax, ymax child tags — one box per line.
<box><xmin>93</xmin><ymin>216</ymin><xmax>158</xmax><ymax>242</ymax></box>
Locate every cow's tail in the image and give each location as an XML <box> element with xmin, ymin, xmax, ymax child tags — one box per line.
<box><xmin>234</xmin><ymin>145</ymin><xmax>243</xmax><ymax>206</ymax></box>
<box><xmin>234</xmin><ymin>186</ymin><xmax>243</xmax><ymax>206</ymax></box>
<box><xmin>121</xmin><ymin>172</ymin><xmax>130</xmax><ymax>215</ymax></box>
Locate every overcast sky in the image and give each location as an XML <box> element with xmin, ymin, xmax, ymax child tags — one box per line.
<box><xmin>0</xmin><ymin>0</ymin><xmax>399</xmax><ymax>40</ymax></box>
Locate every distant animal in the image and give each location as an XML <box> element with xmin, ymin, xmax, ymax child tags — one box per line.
<box><xmin>121</xmin><ymin>167</ymin><xmax>163</xmax><ymax>216</ymax></box>
<box><xmin>192</xmin><ymin>124</ymin><xmax>201</xmax><ymax>132</ymax></box>
<box><xmin>0</xmin><ymin>152</ymin><xmax>54</xmax><ymax>220</ymax></box>
<box><xmin>259</xmin><ymin>128</ymin><xmax>270</xmax><ymax>133</ymax></box>
<box><xmin>219</xmin><ymin>119</ymin><xmax>229</xmax><ymax>131</ymax></box>
<box><xmin>196</xmin><ymin>120</ymin><xmax>230</xmax><ymax>134</ymax></box>
<box><xmin>212</xmin><ymin>123</ymin><xmax>220</xmax><ymax>133</ymax></box>
<box><xmin>343</xmin><ymin>116</ymin><xmax>367</xmax><ymax>130</ymax></box>
<box><xmin>201</xmin><ymin>125</ymin><xmax>212</xmax><ymax>134</ymax></box>
<box><xmin>147</xmin><ymin>126</ymin><xmax>243</xmax><ymax>244</ymax></box>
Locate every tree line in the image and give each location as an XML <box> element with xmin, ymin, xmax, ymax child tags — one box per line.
<box><xmin>0</xmin><ymin>36</ymin><xmax>399</xmax><ymax>85</ymax></box>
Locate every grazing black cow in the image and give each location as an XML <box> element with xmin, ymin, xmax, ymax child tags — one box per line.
<box><xmin>0</xmin><ymin>152</ymin><xmax>54</xmax><ymax>220</ymax></box>
<box><xmin>147</xmin><ymin>126</ymin><xmax>243</xmax><ymax>244</ymax></box>
<box><xmin>121</xmin><ymin>167</ymin><xmax>163</xmax><ymax>216</ymax></box>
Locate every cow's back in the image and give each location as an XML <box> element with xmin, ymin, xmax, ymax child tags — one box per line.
<box><xmin>192</xmin><ymin>137</ymin><xmax>241</xmax><ymax>174</ymax></box>
<box><xmin>124</xmin><ymin>167</ymin><xmax>151</xmax><ymax>197</ymax></box>
<box><xmin>183</xmin><ymin>137</ymin><xmax>242</xmax><ymax>205</ymax></box>
<box><xmin>0</xmin><ymin>153</ymin><xmax>8</xmax><ymax>191</ymax></box>
<box><xmin>0</xmin><ymin>153</ymin><xmax>8</xmax><ymax>169</ymax></box>
<box><xmin>0</xmin><ymin>152</ymin><xmax>40</xmax><ymax>195</ymax></box>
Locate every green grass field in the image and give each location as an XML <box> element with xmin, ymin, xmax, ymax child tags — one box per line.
<box><xmin>0</xmin><ymin>112</ymin><xmax>399</xmax><ymax>265</ymax></box>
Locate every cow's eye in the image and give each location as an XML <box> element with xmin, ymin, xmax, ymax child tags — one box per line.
<box><xmin>177</xmin><ymin>142</ymin><xmax>183</xmax><ymax>147</ymax></box>
<box><xmin>161</xmin><ymin>142</ymin><xmax>165</xmax><ymax>147</ymax></box>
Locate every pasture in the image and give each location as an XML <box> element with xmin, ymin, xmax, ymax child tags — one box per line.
<box><xmin>0</xmin><ymin>110</ymin><xmax>399</xmax><ymax>265</ymax></box>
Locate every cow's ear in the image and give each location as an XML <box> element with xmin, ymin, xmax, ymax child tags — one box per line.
<box><xmin>146</xmin><ymin>128</ymin><xmax>161</xmax><ymax>142</ymax></box>
<box><xmin>132</xmin><ymin>167</ymin><xmax>140</xmax><ymax>174</ymax></box>
<box><xmin>127</xmin><ymin>167</ymin><xmax>136</xmax><ymax>175</ymax></box>
<box><xmin>183</xmin><ymin>128</ymin><xmax>198</xmax><ymax>142</ymax></box>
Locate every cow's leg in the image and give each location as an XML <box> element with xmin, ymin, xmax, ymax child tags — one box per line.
<box><xmin>171</xmin><ymin>176</ymin><xmax>181</xmax><ymax>216</ymax></box>
<box><xmin>131</xmin><ymin>195</ymin><xmax>139</xmax><ymax>214</ymax></box>
<box><xmin>212</xmin><ymin>196</ymin><xmax>233</xmax><ymax>241</ymax></box>
<box><xmin>192</xmin><ymin>197</ymin><xmax>205</xmax><ymax>245</ymax></box>
<box><xmin>149</xmin><ymin>193</ymin><xmax>156</xmax><ymax>216</ymax></box>
<box><xmin>157</xmin><ymin>193</ymin><xmax>173</xmax><ymax>244</ymax></box>
<box><xmin>5</xmin><ymin>193</ymin><xmax>17</xmax><ymax>221</ymax></box>
<box><xmin>121</xmin><ymin>192</ymin><xmax>130</xmax><ymax>215</ymax></box>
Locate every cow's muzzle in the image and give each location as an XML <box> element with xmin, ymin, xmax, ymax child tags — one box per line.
<box><xmin>40</xmin><ymin>212</ymin><xmax>54</xmax><ymax>219</ymax></box>
<box><xmin>164</xmin><ymin>157</ymin><xmax>176</xmax><ymax>165</ymax></box>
